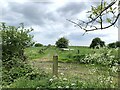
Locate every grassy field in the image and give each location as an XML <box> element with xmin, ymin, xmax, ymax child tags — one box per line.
<box><xmin>25</xmin><ymin>46</ymin><xmax>118</xmax><ymax>62</ymax></box>
<box><xmin>22</xmin><ymin>46</ymin><xmax>119</xmax><ymax>88</ymax></box>
<box><xmin>25</xmin><ymin>46</ymin><xmax>93</xmax><ymax>60</ymax></box>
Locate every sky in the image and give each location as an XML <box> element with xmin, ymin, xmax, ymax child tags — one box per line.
<box><xmin>0</xmin><ymin>0</ymin><xmax>118</xmax><ymax>46</ymax></box>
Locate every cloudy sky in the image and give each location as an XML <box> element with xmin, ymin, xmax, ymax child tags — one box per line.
<box><xmin>0</xmin><ymin>0</ymin><xmax>118</xmax><ymax>46</ymax></box>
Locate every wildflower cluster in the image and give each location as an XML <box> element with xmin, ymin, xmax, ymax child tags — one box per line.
<box><xmin>79</xmin><ymin>48</ymin><xmax>118</xmax><ymax>67</ymax></box>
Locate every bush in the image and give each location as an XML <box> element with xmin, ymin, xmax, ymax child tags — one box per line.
<box><xmin>73</xmin><ymin>54</ymin><xmax>86</xmax><ymax>63</ymax></box>
<box><xmin>2</xmin><ymin>62</ymin><xmax>33</xmax><ymax>86</ymax></box>
<box><xmin>1</xmin><ymin>23</ymin><xmax>34</xmax><ymax>70</ymax></box>
<box><xmin>1</xmin><ymin>23</ymin><xmax>34</xmax><ymax>86</ymax></box>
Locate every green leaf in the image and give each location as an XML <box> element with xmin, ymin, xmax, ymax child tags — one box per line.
<box><xmin>106</xmin><ymin>18</ymin><xmax>112</xmax><ymax>23</ymax></box>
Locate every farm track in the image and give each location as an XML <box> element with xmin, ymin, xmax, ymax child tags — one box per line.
<box><xmin>29</xmin><ymin>55</ymin><xmax>118</xmax><ymax>84</ymax></box>
<box><xmin>29</xmin><ymin>57</ymin><xmax>101</xmax><ymax>81</ymax></box>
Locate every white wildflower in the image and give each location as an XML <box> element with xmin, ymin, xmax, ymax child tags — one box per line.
<box><xmin>60</xmin><ymin>73</ymin><xmax>64</xmax><ymax>76</ymax></box>
<box><xmin>71</xmin><ymin>83</ymin><xmax>76</xmax><ymax>86</ymax></box>
<box><xmin>49</xmin><ymin>78</ymin><xmax>53</xmax><ymax>82</ymax></box>
<box><xmin>63</xmin><ymin>78</ymin><xmax>67</xmax><ymax>81</ymax></box>
<box><xmin>58</xmin><ymin>86</ymin><xmax>62</xmax><ymax>88</ymax></box>
<box><xmin>66</xmin><ymin>86</ymin><xmax>69</xmax><ymax>88</ymax></box>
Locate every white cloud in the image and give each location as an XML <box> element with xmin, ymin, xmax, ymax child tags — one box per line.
<box><xmin>1</xmin><ymin>0</ymin><xmax>118</xmax><ymax>46</ymax></box>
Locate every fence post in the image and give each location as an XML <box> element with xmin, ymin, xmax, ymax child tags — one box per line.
<box><xmin>53</xmin><ymin>54</ymin><xmax>58</xmax><ymax>76</ymax></box>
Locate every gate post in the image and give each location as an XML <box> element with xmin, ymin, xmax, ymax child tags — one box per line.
<box><xmin>53</xmin><ymin>54</ymin><xmax>58</xmax><ymax>76</ymax></box>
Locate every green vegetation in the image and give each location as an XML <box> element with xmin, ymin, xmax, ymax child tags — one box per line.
<box><xmin>55</xmin><ymin>37</ymin><xmax>69</xmax><ymax>48</ymax></box>
<box><xmin>90</xmin><ymin>37</ymin><xmax>105</xmax><ymax>49</ymax></box>
<box><xmin>1</xmin><ymin>23</ymin><xmax>34</xmax><ymax>86</ymax></box>
<box><xmin>2</xmin><ymin>45</ymin><xmax>119</xmax><ymax>88</ymax></box>
<box><xmin>108</xmin><ymin>41</ymin><xmax>120</xmax><ymax>48</ymax></box>
<box><xmin>5</xmin><ymin>46</ymin><xmax>119</xmax><ymax>88</ymax></box>
<box><xmin>1</xmin><ymin>23</ymin><xmax>119</xmax><ymax>89</ymax></box>
<box><xmin>34</xmin><ymin>43</ymin><xmax>43</xmax><ymax>47</ymax></box>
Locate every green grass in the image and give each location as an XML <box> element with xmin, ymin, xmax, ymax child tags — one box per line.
<box><xmin>25</xmin><ymin>46</ymin><xmax>93</xmax><ymax>61</ymax></box>
<box><xmin>5</xmin><ymin>46</ymin><xmax>118</xmax><ymax>88</ymax></box>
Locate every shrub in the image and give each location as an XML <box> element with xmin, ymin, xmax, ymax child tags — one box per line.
<box><xmin>73</xmin><ymin>54</ymin><xmax>86</xmax><ymax>63</ymax></box>
<box><xmin>1</xmin><ymin>23</ymin><xmax>34</xmax><ymax>70</ymax></box>
<box><xmin>1</xmin><ymin>23</ymin><xmax>34</xmax><ymax>86</ymax></box>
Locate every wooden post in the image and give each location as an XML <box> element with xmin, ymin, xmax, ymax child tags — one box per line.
<box><xmin>53</xmin><ymin>54</ymin><xmax>58</xmax><ymax>76</ymax></box>
<box><xmin>77</xmin><ymin>50</ymin><xmax>80</xmax><ymax>54</ymax></box>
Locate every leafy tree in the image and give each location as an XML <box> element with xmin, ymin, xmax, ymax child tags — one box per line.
<box><xmin>116</xmin><ymin>41</ymin><xmax>120</xmax><ymax>48</ymax></box>
<box><xmin>1</xmin><ymin>22</ymin><xmax>34</xmax><ymax>69</ymax></box>
<box><xmin>35</xmin><ymin>43</ymin><xmax>43</xmax><ymax>47</ymax></box>
<box><xmin>108</xmin><ymin>42</ymin><xmax>116</xmax><ymax>48</ymax></box>
<box><xmin>108</xmin><ymin>41</ymin><xmax>120</xmax><ymax>48</ymax></box>
<box><xmin>55</xmin><ymin>37</ymin><xmax>69</xmax><ymax>48</ymax></box>
<box><xmin>67</xmin><ymin>0</ymin><xmax>119</xmax><ymax>34</ymax></box>
<box><xmin>90</xmin><ymin>37</ymin><xmax>105</xmax><ymax>48</ymax></box>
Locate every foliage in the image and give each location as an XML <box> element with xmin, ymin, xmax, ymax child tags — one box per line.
<box><xmin>8</xmin><ymin>69</ymin><xmax>51</xmax><ymax>88</ymax></box>
<box><xmin>90</xmin><ymin>37</ymin><xmax>105</xmax><ymax>49</ymax></box>
<box><xmin>7</xmin><ymin>67</ymin><xmax>118</xmax><ymax>88</ymax></box>
<box><xmin>1</xmin><ymin>23</ymin><xmax>34</xmax><ymax>86</ymax></box>
<box><xmin>115</xmin><ymin>41</ymin><xmax>120</xmax><ymax>48</ymax></box>
<box><xmin>34</xmin><ymin>43</ymin><xmax>43</xmax><ymax>47</ymax></box>
<box><xmin>2</xmin><ymin>63</ymin><xmax>33</xmax><ymax>86</ymax></box>
<box><xmin>48</xmin><ymin>72</ymin><xmax>118</xmax><ymax>88</ymax></box>
<box><xmin>1</xmin><ymin>23</ymin><xmax>34</xmax><ymax>70</ymax></box>
<box><xmin>80</xmin><ymin>48</ymin><xmax>118</xmax><ymax>66</ymax></box>
<box><xmin>4</xmin><ymin>46</ymin><xmax>119</xmax><ymax>88</ymax></box>
<box><xmin>67</xmin><ymin>0</ymin><xmax>119</xmax><ymax>32</ymax></box>
<box><xmin>108</xmin><ymin>42</ymin><xmax>116</xmax><ymax>48</ymax></box>
<box><xmin>108</xmin><ymin>41</ymin><xmax>120</xmax><ymax>48</ymax></box>
<box><xmin>55</xmin><ymin>37</ymin><xmax>69</xmax><ymax>48</ymax></box>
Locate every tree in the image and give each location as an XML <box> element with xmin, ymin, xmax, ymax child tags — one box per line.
<box><xmin>67</xmin><ymin>0</ymin><xmax>119</xmax><ymax>34</ymax></box>
<box><xmin>90</xmin><ymin>37</ymin><xmax>105</xmax><ymax>48</ymax></box>
<box><xmin>108</xmin><ymin>42</ymin><xmax>116</xmax><ymax>48</ymax></box>
<box><xmin>108</xmin><ymin>41</ymin><xmax>120</xmax><ymax>48</ymax></box>
<box><xmin>116</xmin><ymin>41</ymin><xmax>120</xmax><ymax>48</ymax></box>
<box><xmin>55</xmin><ymin>37</ymin><xmax>69</xmax><ymax>48</ymax></box>
<box><xmin>35</xmin><ymin>43</ymin><xmax>43</xmax><ymax>47</ymax></box>
<box><xmin>1</xmin><ymin>23</ymin><xmax>34</xmax><ymax>69</ymax></box>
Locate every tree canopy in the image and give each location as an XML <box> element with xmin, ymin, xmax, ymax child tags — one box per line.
<box><xmin>34</xmin><ymin>43</ymin><xmax>43</xmax><ymax>47</ymax></box>
<box><xmin>90</xmin><ymin>37</ymin><xmax>105</xmax><ymax>49</ymax></box>
<box><xmin>55</xmin><ymin>37</ymin><xmax>69</xmax><ymax>48</ymax></box>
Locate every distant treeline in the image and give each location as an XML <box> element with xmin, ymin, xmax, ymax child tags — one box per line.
<box><xmin>34</xmin><ymin>37</ymin><xmax>120</xmax><ymax>49</ymax></box>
